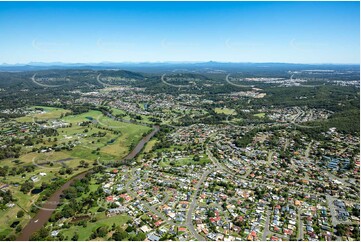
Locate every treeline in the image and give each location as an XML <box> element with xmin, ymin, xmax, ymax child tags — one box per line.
<box><xmin>0</xmin><ymin>163</ymin><xmax>36</xmax><ymax>177</ymax></box>
<box><xmin>39</xmin><ymin>128</ymin><xmax>58</xmax><ymax>137</ymax></box>
<box><xmin>303</xmin><ymin>108</ymin><xmax>360</xmax><ymax>134</ymax></box>
<box><xmin>151</xmin><ymin>125</ymin><xmax>174</xmax><ymax>150</ymax></box>
<box><xmin>325</xmin><ymin>108</ymin><xmax>360</xmax><ymax>133</ymax></box>
<box><xmin>0</xmin><ymin>190</ymin><xmax>14</xmax><ymax>208</ymax></box>
<box><xmin>235</xmin><ymin>125</ymin><xmax>286</xmax><ymax>148</ymax></box>
<box><xmin>257</xmin><ymin>85</ymin><xmax>359</xmax><ymax>112</ymax></box>
<box><xmin>0</xmin><ymin>146</ymin><xmax>21</xmax><ymax>159</ymax></box>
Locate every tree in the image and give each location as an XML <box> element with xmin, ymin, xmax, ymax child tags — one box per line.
<box><xmin>97</xmin><ymin>226</ymin><xmax>108</xmax><ymax>238</ymax></box>
<box><xmin>6</xmin><ymin>235</ymin><xmax>16</xmax><ymax>241</ymax></box>
<box><xmin>17</xmin><ymin>210</ymin><xmax>25</xmax><ymax>218</ymax></box>
<box><xmin>20</xmin><ymin>181</ymin><xmax>34</xmax><ymax>193</ymax></box>
<box><xmin>134</xmin><ymin>232</ymin><xmax>146</xmax><ymax>241</ymax></box>
<box><xmin>30</xmin><ymin>227</ymin><xmax>49</xmax><ymax>240</ymax></box>
<box><xmin>352</xmin><ymin>207</ymin><xmax>360</xmax><ymax>217</ymax></box>
<box><xmin>0</xmin><ymin>166</ymin><xmax>9</xmax><ymax>177</ymax></box>
<box><xmin>353</xmin><ymin>226</ymin><xmax>360</xmax><ymax>239</ymax></box>
<box><xmin>112</xmin><ymin>231</ymin><xmax>128</xmax><ymax>241</ymax></box>
<box><xmin>335</xmin><ymin>224</ymin><xmax>348</xmax><ymax>236</ymax></box>
<box><xmin>16</xmin><ymin>224</ymin><xmax>22</xmax><ymax>233</ymax></box>
<box><xmin>126</xmin><ymin>225</ymin><xmax>134</xmax><ymax>232</ymax></box>
<box><xmin>208</xmin><ymin>210</ymin><xmax>215</xmax><ymax>218</ymax></box>
<box><xmin>72</xmin><ymin>232</ymin><xmax>79</xmax><ymax>241</ymax></box>
<box><xmin>65</xmin><ymin>167</ymin><xmax>73</xmax><ymax>175</ymax></box>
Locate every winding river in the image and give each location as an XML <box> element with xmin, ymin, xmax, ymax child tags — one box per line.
<box><xmin>17</xmin><ymin>125</ymin><xmax>159</xmax><ymax>241</ymax></box>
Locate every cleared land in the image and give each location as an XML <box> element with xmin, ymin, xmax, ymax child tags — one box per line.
<box><xmin>60</xmin><ymin>214</ymin><xmax>130</xmax><ymax>240</ymax></box>
<box><xmin>214</xmin><ymin>108</ymin><xmax>237</xmax><ymax>115</ymax></box>
<box><xmin>0</xmin><ymin>108</ymin><xmax>151</xmax><ymax>238</ymax></box>
<box><xmin>16</xmin><ymin>106</ymin><xmax>71</xmax><ymax>123</ymax></box>
<box><xmin>254</xmin><ymin>112</ymin><xmax>266</xmax><ymax>118</ymax></box>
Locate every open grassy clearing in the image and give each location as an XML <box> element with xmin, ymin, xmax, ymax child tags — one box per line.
<box><xmin>62</xmin><ymin>110</ymin><xmax>151</xmax><ymax>158</ymax></box>
<box><xmin>110</xmin><ymin>108</ymin><xmax>127</xmax><ymax>116</ymax></box>
<box><xmin>136</xmin><ymin>138</ymin><xmax>158</xmax><ymax>162</ymax></box>
<box><xmin>214</xmin><ymin>107</ymin><xmax>237</xmax><ymax>115</ymax></box>
<box><xmin>0</xmin><ymin>162</ymin><xmax>92</xmax><ymax>238</ymax></box>
<box><xmin>96</xmin><ymin>115</ymin><xmax>151</xmax><ymax>157</ymax></box>
<box><xmin>0</xmin><ymin>165</ymin><xmax>95</xmax><ymax>237</ymax></box>
<box><xmin>62</xmin><ymin>110</ymin><xmax>101</xmax><ymax>123</ymax></box>
<box><xmin>159</xmin><ymin>155</ymin><xmax>210</xmax><ymax>167</ymax></box>
<box><xmin>15</xmin><ymin>106</ymin><xmax>70</xmax><ymax>123</ymax></box>
<box><xmin>1</xmin><ymin>109</ymin><xmax>152</xmax><ymax>238</ymax></box>
<box><xmin>0</xmin><ymin>204</ymin><xmax>25</xmax><ymax>238</ymax></box>
<box><xmin>0</xmin><ymin>151</ymin><xmax>92</xmax><ymax>181</ymax></box>
<box><xmin>221</xmin><ymin>117</ymin><xmax>243</xmax><ymax>125</ymax></box>
<box><xmin>254</xmin><ymin>112</ymin><xmax>266</xmax><ymax>118</ymax></box>
<box><xmin>111</xmin><ymin>108</ymin><xmax>155</xmax><ymax>124</ymax></box>
<box><xmin>15</xmin><ymin>109</ymin><xmax>150</xmax><ymax>162</ymax></box>
<box><xmin>59</xmin><ymin>214</ymin><xmax>130</xmax><ymax>241</ymax></box>
<box><xmin>143</xmin><ymin>139</ymin><xmax>157</xmax><ymax>153</ymax></box>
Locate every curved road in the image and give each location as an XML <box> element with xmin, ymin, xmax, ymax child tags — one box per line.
<box><xmin>186</xmin><ymin>169</ymin><xmax>213</xmax><ymax>241</ymax></box>
<box><xmin>31</xmin><ymin>74</ymin><xmax>63</xmax><ymax>88</ymax></box>
<box><xmin>125</xmin><ymin>168</ymin><xmax>187</xmax><ymax>227</ymax></box>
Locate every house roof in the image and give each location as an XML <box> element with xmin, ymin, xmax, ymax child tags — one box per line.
<box><xmin>179</xmin><ymin>227</ymin><xmax>187</xmax><ymax>232</ymax></box>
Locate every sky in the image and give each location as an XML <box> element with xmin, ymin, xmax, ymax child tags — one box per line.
<box><xmin>0</xmin><ymin>1</ymin><xmax>359</xmax><ymax>64</ymax></box>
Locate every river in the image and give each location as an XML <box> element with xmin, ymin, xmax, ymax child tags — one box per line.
<box><xmin>17</xmin><ymin>125</ymin><xmax>159</xmax><ymax>241</ymax></box>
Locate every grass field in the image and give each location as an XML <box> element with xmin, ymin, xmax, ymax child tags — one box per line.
<box><xmin>159</xmin><ymin>155</ymin><xmax>210</xmax><ymax>167</ymax></box>
<box><xmin>60</xmin><ymin>214</ymin><xmax>130</xmax><ymax>240</ymax></box>
<box><xmin>96</xmin><ymin>114</ymin><xmax>151</xmax><ymax>158</ymax></box>
<box><xmin>214</xmin><ymin>108</ymin><xmax>237</xmax><ymax>115</ymax></box>
<box><xmin>254</xmin><ymin>112</ymin><xmax>266</xmax><ymax>118</ymax></box>
<box><xmin>143</xmin><ymin>139</ymin><xmax>157</xmax><ymax>153</ymax></box>
<box><xmin>0</xmin><ymin>108</ymin><xmax>152</xmax><ymax>238</ymax></box>
<box><xmin>136</xmin><ymin>138</ymin><xmax>158</xmax><ymax>161</ymax></box>
<box><xmin>16</xmin><ymin>106</ymin><xmax>71</xmax><ymax>123</ymax></box>
<box><xmin>15</xmin><ymin>109</ymin><xmax>151</xmax><ymax>163</ymax></box>
<box><xmin>62</xmin><ymin>110</ymin><xmax>101</xmax><ymax>123</ymax></box>
<box><xmin>62</xmin><ymin>110</ymin><xmax>151</xmax><ymax>158</ymax></box>
<box><xmin>111</xmin><ymin>108</ymin><xmax>155</xmax><ymax>124</ymax></box>
<box><xmin>0</xmin><ymin>151</ymin><xmax>95</xmax><ymax>239</ymax></box>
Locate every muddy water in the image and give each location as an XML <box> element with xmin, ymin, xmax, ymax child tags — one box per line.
<box><xmin>17</xmin><ymin>125</ymin><xmax>159</xmax><ymax>241</ymax></box>
<box><xmin>17</xmin><ymin>171</ymin><xmax>88</xmax><ymax>241</ymax></box>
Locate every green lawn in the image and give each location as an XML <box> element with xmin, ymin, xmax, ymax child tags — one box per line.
<box><xmin>62</xmin><ymin>110</ymin><xmax>151</xmax><ymax>158</ymax></box>
<box><xmin>111</xmin><ymin>108</ymin><xmax>155</xmax><ymax>124</ymax></box>
<box><xmin>214</xmin><ymin>108</ymin><xmax>237</xmax><ymax>115</ymax></box>
<box><xmin>96</xmin><ymin>115</ymin><xmax>151</xmax><ymax>157</ymax></box>
<box><xmin>16</xmin><ymin>106</ymin><xmax>70</xmax><ymax>123</ymax></box>
<box><xmin>143</xmin><ymin>139</ymin><xmax>157</xmax><ymax>153</ymax></box>
<box><xmin>1</xmin><ymin>109</ymin><xmax>152</xmax><ymax>238</ymax></box>
<box><xmin>0</xmin><ymin>152</ymin><xmax>95</xmax><ymax>237</ymax></box>
<box><xmin>159</xmin><ymin>155</ymin><xmax>210</xmax><ymax>167</ymax></box>
<box><xmin>62</xmin><ymin>110</ymin><xmax>101</xmax><ymax>123</ymax></box>
<box><xmin>254</xmin><ymin>112</ymin><xmax>266</xmax><ymax>118</ymax></box>
<box><xmin>59</xmin><ymin>214</ymin><xmax>130</xmax><ymax>241</ymax></box>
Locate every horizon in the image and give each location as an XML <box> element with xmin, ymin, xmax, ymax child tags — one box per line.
<box><xmin>1</xmin><ymin>61</ymin><xmax>360</xmax><ymax>66</ymax></box>
<box><xmin>0</xmin><ymin>1</ymin><xmax>359</xmax><ymax>64</ymax></box>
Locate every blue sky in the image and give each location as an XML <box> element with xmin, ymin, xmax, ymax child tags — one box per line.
<box><xmin>0</xmin><ymin>1</ymin><xmax>359</xmax><ymax>64</ymax></box>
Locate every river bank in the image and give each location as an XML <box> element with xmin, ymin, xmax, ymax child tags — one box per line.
<box><xmin>17</xmin><ymin>125</ymin><xmax>159</xmax><ymax>241</ymax></box>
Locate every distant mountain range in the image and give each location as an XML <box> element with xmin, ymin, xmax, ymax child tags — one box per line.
<box><xmin>0</xmin><ymin>61</ymin><xmax>359</xmax><ymax>72</ymax></box>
